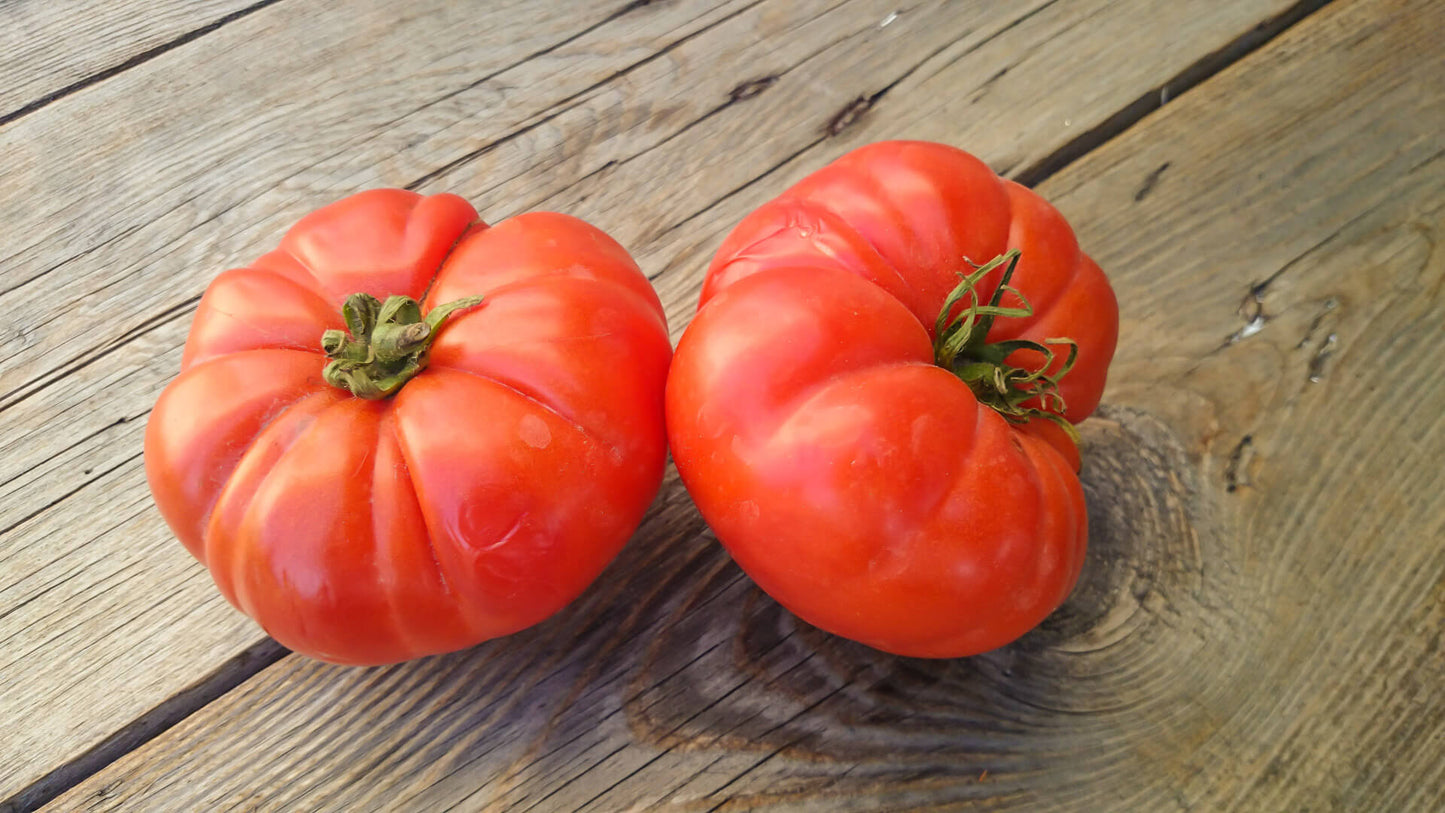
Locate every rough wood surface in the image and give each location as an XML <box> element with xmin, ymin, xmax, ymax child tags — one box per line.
<box><xmin>0</xmin><ymin>0</ymin><xmax>1319</xmax><ymax>805</ymax></box>
<box><xmin>0</xmin><ymin>0</ymin><xmax>266</xmax><ymax>123</ymax></box>
<box><xmin>27</xmin><ymin>0</ymin><xmax>1444</xmax><ymax>809</ymax></box>
<box><xmin>2</xmin><ymin>0</ymin><xmax>749</xmax><ymax>799</ymax></box>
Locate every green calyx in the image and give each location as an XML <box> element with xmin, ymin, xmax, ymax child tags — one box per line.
<box><xmin>933</xmin><ymin>249</ymin><xmax>1081</xmax><ymax>444</ymax></box>
<box><xmin>321</xmin><ymin>292</ymin><xmax>483</xmax><ymax>399</ymax></box>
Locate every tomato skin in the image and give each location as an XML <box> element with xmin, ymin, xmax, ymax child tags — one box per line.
<box><xmin>666</xmin><ymin>142</ymin><xmax>1116</xmax><ymax>658</ymax></box>
<box><xmin>146</xmin><ymin>190</ymin><xmax>671</xmax><ymax>665</ymax></box>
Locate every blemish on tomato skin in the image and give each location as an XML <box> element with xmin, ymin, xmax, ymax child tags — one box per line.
<box><xmin>735</xmin><ymin>500</ymin><xmax>760</xmax><ymax>523</ymax></box>
<box><xmin>519</xmin><ymin>414</ymin><xmax>552</xmax><ymax>449</ymax></box>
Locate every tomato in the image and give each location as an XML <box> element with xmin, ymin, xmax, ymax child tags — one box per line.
<box><xmin>145</xmin><ymin>190</ymin><xmax>671</xmax><ymax>665</ymax></box>
<box><xmin>665</xmin><ymin>141</ymin><xmax>1118</xmax><ymax>658</ymax></box>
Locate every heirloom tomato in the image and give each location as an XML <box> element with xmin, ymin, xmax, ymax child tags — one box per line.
<box><xmin>665</xmin><ymin>141</ymin><xmax>1118</xmax><ymax>658</ymax></box>
<box><xmin>146</xmin><ymin>190</ymin><xmax>671</xmax><ymax>665</ymax></box>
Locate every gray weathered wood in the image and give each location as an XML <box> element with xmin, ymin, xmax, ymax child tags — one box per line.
<box><xmin>0</xmin><ymin>0</ymin><xmax>260</xmax><ymax>122</ymax></box>
<box><xmin>37</xmin><ymin>0</ymin><xmax>1445</xmax><ymax>809</ymax></box>
<box><xmin>0</xmin><ymin>0</ymin><xmax>752</xmax><ymax>533</ymax></box>
<box><xmin>1</xmin><ymin>0</ymin><xmax>756</xmax><ymax>799</ymax></box>
<box><xmin>3</xmin><ymin>0</ymin><xmax>1325</xmax><ymax>805</ymax></box>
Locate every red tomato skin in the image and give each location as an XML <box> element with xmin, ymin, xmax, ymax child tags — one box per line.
<box><xmin>666</xmin><ymin>142</ymin><xmax>1113</xmax><ymax>658</ymax></box>
<box><xmin>146</xmin><ymin>190</ymin><xmax>671</xmax><ymax>665</ymax></box>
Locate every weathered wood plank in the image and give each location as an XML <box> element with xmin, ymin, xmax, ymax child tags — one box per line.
<box><xmin>0</xmin><ymin>0</ymin><xmax>264</xmax><ymax>123</ymax></box>
<box><xmin>43</xmin><ymin>0</ymin><xmax>1443</xmax><ymax>809</ymax></box>
<box><xmin>0</xmin><ymin>0</ymin><xmax>1316</xmax><ymax>548</ymax></box>
<box><xmin>0</xmin><ymin>0</ymin><xmax>758</xmax><ymax>537</ymax></box>
<box><xmin>1</xmin><ymin>0</ymin><xmax>760</xmax><ymax>801</ymax></box>
<box><xmin>0</xmin><ymin>0</ymin><xmax>746</xmax><ymax>394</ymax></box>
<box><xmin>0</xmin><ymin>0</ymin><xmax>755</xmax><ymax>534</ymax></box>
<box><xmin>5</xmin><ymin>0</ymin><xmax>1320</xmax><ymax>807</ymax></box>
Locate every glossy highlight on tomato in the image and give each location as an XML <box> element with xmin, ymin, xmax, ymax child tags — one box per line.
<box><xmin>145</xmin><ymin>190</ymin><xmax>671</xmax><ymax>665</ymax></box>
<box><xmin>665</xmin><ymin>141</ymin><xmax>1119</xmax><ymax>658</ymax></box>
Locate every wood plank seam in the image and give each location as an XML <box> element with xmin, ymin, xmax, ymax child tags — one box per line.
<box><xmin>406</xmin><ymin>0</ymin><xmax>774</xmax><ymax>193</ymax></box>
<box><xmin>0</xmin><ymin>0</ymin><xmax>761</xmax><ymax>415</ymax></box>
<box><xmin>0</xmin><ymin>0</ymin><xmax>1151</xmax><ymax>424</ymax></box>
<box><xmin>0</xmin><ymin>640</ymin><xmax>287</xmax><ymax>813</ymax></box>
<box><xmin>4</xmin><ymin>6</ymin><xmax>1348</xmax><ymax>804</ymax></box>
<box><xmin>0</xmin><ymin>1</ymin><xmax>1375</xmax><ymax>808</ymax></box>
<box><xmin>0</xmin><ymin>0</ymin><xmax>287</xmax><ymax>129</ymax></box>
<box><xmin>191</xmin><ymin>503</ymin><xmax>725</xmax><ymax>811</ymax></box>
<box><xmin>421</xmin><ymin>542</ymin><xmax>750</xmax><ymax>809</ymax></box>
<box><xmin>0</xmin><ymin>0</ymin><xmax>762</xmax><ymax>539</ymax></box>
<box><xmin>6</xmin><ymin>0</ymin><xmax>760</xmax><ymax>802</ymax></box>
<box><xmin>0</xmin><ymin>0</ymin><xmax>726</xmax><ymax>384</ymax></box>
<box><xmin>0</xmin><ymin>0</ymin><xmax>687</xmax><ymax>131</ymax></box>
<box><xmin>0</xmin><ymin>0</ymin><xmax>969</xmax><ymax>520</ymax></box>
<box><xmin>1014</xmin><ymin>0</ymin><xmax>1335</xmax><ymax>185</ymax></box>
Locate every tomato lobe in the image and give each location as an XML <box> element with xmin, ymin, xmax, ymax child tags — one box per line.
<box><xmin>666</xmin><ymin>141</ymin><xmax>1117</xmax><ymax>658</ymax></box>
<box><xmin>146</xmin><ymin>190</ymin><xmax>670</xmax><ymax>665</ymax></box>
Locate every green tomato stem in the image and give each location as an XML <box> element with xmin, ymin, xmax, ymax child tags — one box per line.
<box><xmin>933</xmin><ymin>249</ymin><xmax>1081</xmax><ymax>444</ymax></box>
<box><xmin>321</xmin><ymin>292</ymin><xmax>484</xmax><ymax>399</ymax></box>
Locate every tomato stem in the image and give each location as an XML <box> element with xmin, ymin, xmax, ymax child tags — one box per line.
<box><xmin>321</xmin><ymin>292</ymin><xmax>483</xmax><ymax>399</ymax></box>
<box><xmin>934</xmin><ymin>250</ymin><xmax>1081</xmax><ymax>443</ymax></box>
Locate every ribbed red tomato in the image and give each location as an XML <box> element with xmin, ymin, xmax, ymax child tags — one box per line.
<box><xmin>146</xmin><ymin>190</ymin><xmax>671</xmax><ymax>665</ymax></box>
<box><xmin>665</xmin><ymin>141</ymin><xmax>1118</xmax><ymax>658</ymax></box>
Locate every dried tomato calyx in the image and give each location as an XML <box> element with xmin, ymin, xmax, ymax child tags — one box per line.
<box><xmin>321</xmin><ymin>292</ymin><xmax>484</xmax><ymax>399</ymax></box>
<box><xmin>933</xmin><ymin>249</ymin><xmax>1080</xmax><ymax>443</ymax></box>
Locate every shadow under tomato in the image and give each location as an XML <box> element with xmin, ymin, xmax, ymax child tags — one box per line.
<box><xmin>609</xmin><ymin>404</ymin><xmax>1222</xmax><ymax>804</ymax></box>
<box><xmin>236</xmin><ymin>406</ymin><xmax>1222</xmax><ymax>810</ymax></box>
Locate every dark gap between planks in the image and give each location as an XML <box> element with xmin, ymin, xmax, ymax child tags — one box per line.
<box><xmin>0</xmin><ymin>1</ymin><xmax>1337</xmax><ymax>810</ymax></box>
<box><xmin>0</xmin><ymin>640</ymin><xmax>288</xmax><ymax>813</ymax></box>
<box><xmin>0</xmin><ymin>0</ymin><xmax>286</xmax><ymax>129</ymax></box>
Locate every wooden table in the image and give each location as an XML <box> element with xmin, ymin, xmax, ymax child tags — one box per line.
<box><xmin>3</xmin><ymin>0</ymin><xmax>1441</xmax><ymax>810</ymax></box>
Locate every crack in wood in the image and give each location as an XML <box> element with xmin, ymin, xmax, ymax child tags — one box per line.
<box><xmin>1224</xmin><ymin>434</ymin><xmax>1255</xmax><ymax>493</ymax></box>
<box><xmin>1296</xmin><ymin>296</ymin><xmax>1341</xmax><ymax>349</ymax></box>
<box><xmin>727</xmin><ymin>75</ymin><xmax>779</xmax><ymax>102</ymax></box>
<box><xmin>1306</xmin><ymin>332</ymin><xmax>1338</xmax><ymax>383</ymax></box>
<box><xmin>1134</xmin><ymin>160</ymin><xmax>1172</xmax><ymax>201</ymax></box>
<box><xmin>825</xmin><ymin>94</ymin><xmax>875</xmax><ymax>136</ymax></box>
<box><xmin>1225</xmin><ymin>282</ymin><xmax>1272</xmax><ymax>346</ymax></box>
<box><xmin>0</xmin><ymin>450</ymin><xmax>143</xmax><ymax>541</ymax></box>
<box><xmin>0</xmin><ymin>409</ymin><xmax>143</xmax><ymax>493</ymax></box>
<box><xmin>970</xmin><ymin>64</ymin><xmax>1013</xmax><ymax>104</ymax></box>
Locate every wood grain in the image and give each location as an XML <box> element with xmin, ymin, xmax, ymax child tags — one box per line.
<box><xmin>35</xmin><ymin>0</ymin><xmax>1445</xmax><ymax>809</ymax></box>
<box><xmin>0</xmin><ymin>1</ymin><xmax>1314</xmax><ymax>805</ymax></box>
<box><xmin>0</xmin><ymin>0</ymin><xmax>754</xmax><ymax>800</ymax></box>
<box><xmin>0</xmin><ymin>0</ymin><xmax>751</xmax><ymax>534</ymax></box>
<box><xmin>0</xmin><ymin>0</ymin><xmax>266</xmax><ymax>123</ymax></box>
